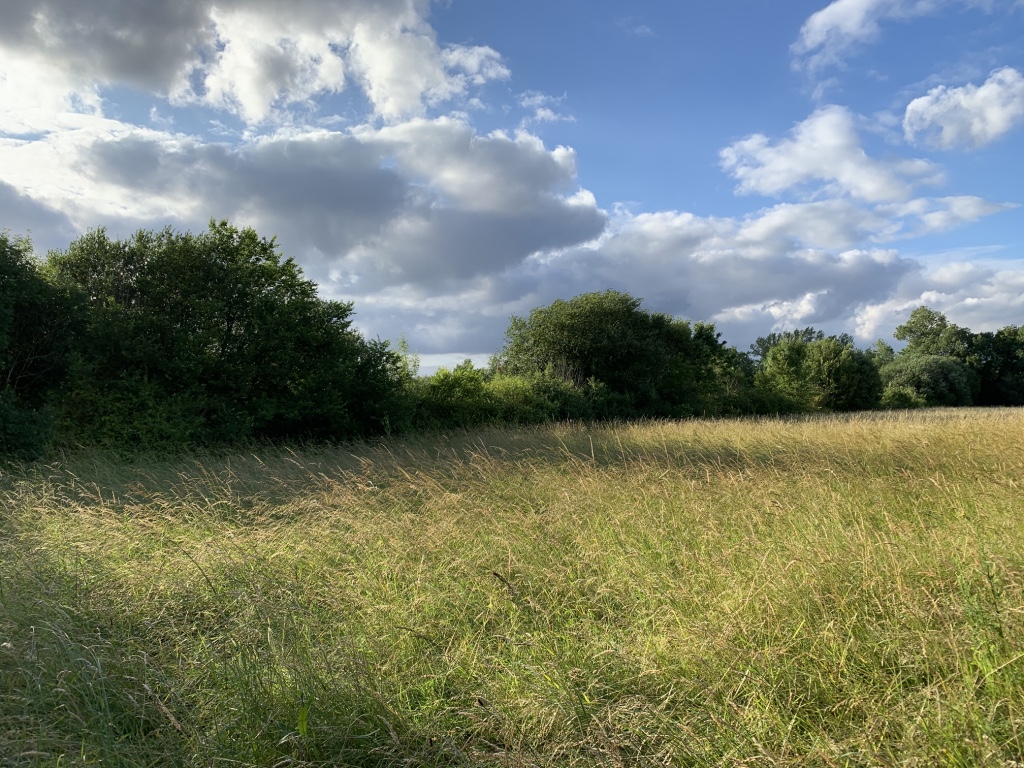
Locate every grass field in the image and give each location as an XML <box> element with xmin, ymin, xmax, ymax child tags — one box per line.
<box><xmin>1</xmin><ymin>409</ymin><xmax>1023</xmax><ymax>767</ymax></box>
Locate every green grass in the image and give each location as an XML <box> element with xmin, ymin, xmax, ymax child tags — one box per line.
<box><xmin>1</xmin><ymin>409</ymin><xmax>1023</xmax><ymax>766</ymax></box>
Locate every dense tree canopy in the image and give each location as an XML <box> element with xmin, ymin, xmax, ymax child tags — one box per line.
<box><xmin>1</xmin><ymin>232</ymin><xmax>81</xmax><ymax>457</ymax></box>
<box><xmin>46</xmin><ymin>221</ymin><xmax>406</xmax><ymax>447</ymax></box>
<box><xmin>971</xmin><ymin>325</ymin><xmax>1024</xmax><ymax>406</ymax></box>
<box><xmin>755</xmin><ymin>335</ymin><xmax>882</xmax><ymax>412</ymax></box>
<box><xmin>894</xmin><ymin>306</ymin><xmax>971</xmax><ymax>358</ymax></box>
<box><xmin>749</xmin><ymin>327</ymin><xmax>827</xmax><ymax>364</ymax></box>
<box><xmin>2</xmin><ymin>215</ymin><xmax>1022</xmax><ymax>460</ymax></box>
<box><xmin>492</xmin><ymin>290</ymin><xmax>728</xmax><ymax>417</ymax></box>
<box><xmin>885</xmin><ymin>305</ymin><xmax>1023</xmax><ymax>407</ymax></box>
<box><xmin>879</xmin><ymin>354</ymin><xmax>977</xmax><ymax>407</ymax></box>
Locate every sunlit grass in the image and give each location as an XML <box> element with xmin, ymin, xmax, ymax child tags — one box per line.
<box><xmin>2</xmin><ymin>409</ymin><xmax>1023</xmax><ymax>766</ymax></box>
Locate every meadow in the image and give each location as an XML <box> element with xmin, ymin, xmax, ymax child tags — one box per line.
<box><xmin>1</xmin><ymin>409</ymin><xmax>1022</xmax><ymax>767</ymax></box>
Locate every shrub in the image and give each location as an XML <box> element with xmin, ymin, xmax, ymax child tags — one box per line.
<box><xmin>879</xmin><ymin>355</ymin><xmax>977</xmax><ymax>407</ymax></box>
<box><xmin>880</xmin><ymin>384</ymin><xmax>927</xmax><ymax>410</ymax></box>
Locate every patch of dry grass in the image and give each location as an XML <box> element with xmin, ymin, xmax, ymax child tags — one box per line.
<box><xmin>1</xmin><ymin>409</ymin><xmax>1023</xmax><ymax>766</ymax></box>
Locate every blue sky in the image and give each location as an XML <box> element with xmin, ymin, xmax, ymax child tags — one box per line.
<box><xmin>1</xmin><ymin>0</ymin><xmax>1022</xmax><ymax>371</ymax></box>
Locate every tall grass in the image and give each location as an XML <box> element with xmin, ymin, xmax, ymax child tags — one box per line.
<box><xmin>1</xmin><ymin>409</ymin><xmax>1022</xmax><ymax>766</ymax></box>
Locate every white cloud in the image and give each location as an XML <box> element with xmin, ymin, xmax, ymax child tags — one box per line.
<box><xmin>735</xmin><ymin>200</ymin><xmax>896</xmax><ymax>250</ymax></box>
<box><xmin>2</xmin><ymin>0</ymin><xmax>1022</xmax><ymax>360</ymax></box>
<box><xmin>880</xmin><ymin>195</ymin><xmax>1017</xmax><ymax>233</ymax></box>
<box><xmin>853</xmin><ymin>254</ymin><xmax>1024</xmax><ymax>339</ymax></box>
<box><xmin>0</xmin><ymin>113</ymin><xmax>606</xmax><ymax>297</ymax></box>
<box><xmin>903</xmin><ymin>67</ymin><xmax>1024</xmax><ymax>149</ymax></box>
<box><xmin>517</xmin><ymin>92</ymin><xmax>575</xmax><ymax>125</ymax></box>
<box><xmin>441</xmin><ymin>44</ymin><xmax>511</xmax><ymax>86</ymax></box>
<box><xmin>360</xmin><ymin>119</ymin><xmax>581</xmax><ymax>213</ymax></box>
<box><xmin>0</xmin><ymin>64</ymin><xmax>95</xmax><ymax>136</ymax></box>
<box><xmin>194</xmin><ymin>7</ymin><xmax>348</xmax><ymax>124</ymax></box>
<box><xmin>520</xmin><ymin>212</ymin><xmax>920</xmax><ymax>343</ymax></box>
<box><xmin>791</xmin><ymin>0</ymin><xmax>1004</xmax><ymax>72</ymax></box>
<box><xmin>792</xmin><ymin>0</ymin><xmax>940</xmax><ymax>71</ymax></box>
<box><xmin>0</xmin><ymin>0</ymin><xmax>511</xmax><ymax>128</ymax></box>
<box><xmin>720</xmin><ymin>105</ymin><xmax>938</xmax><ymax>202</ymax></box>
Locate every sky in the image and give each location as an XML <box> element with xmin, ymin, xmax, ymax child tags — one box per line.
<box><xmin>1</xmin><ymin>0</ymin><xmax>1023</xmax><ymax>372</ymax></box>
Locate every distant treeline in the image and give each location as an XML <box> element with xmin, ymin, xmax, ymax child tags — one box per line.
<box><xmin>3</xmin><ymin>221</ymin><xmax>1022</xmax><ymax>458</ymax></box>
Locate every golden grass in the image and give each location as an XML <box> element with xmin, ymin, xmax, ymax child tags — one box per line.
<box><xmin>1</xmin><ymin>408</ymin><xmax>1022</xmax><ymax>766</ymax></box>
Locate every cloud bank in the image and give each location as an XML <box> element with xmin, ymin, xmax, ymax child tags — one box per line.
<box><xmin>0</xmin><ymin>0</ymin><xmax>1021</xmax><ymax>365</ymax></box>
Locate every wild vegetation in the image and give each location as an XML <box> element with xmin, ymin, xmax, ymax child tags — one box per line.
<box><xmin>2</xmin><ymin>409</ymin><xmax>1023</xmax><ymax>766</ymax></box>
<box><xmin>3</xmin><ymin>222</ymin><xmax>1023</xmax><ymax>459</ymax></box>
<box><xmin>3</xmin><ymin>221</ymin><xmax>1024</xmax><ymax>764</ymax></box>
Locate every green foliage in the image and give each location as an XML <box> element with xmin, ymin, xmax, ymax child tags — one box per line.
<box><xmin>1</xmin><ymin>232</ymin><xmax>82</xmax><ymax>458</ymax></box>
<box><xmin>755</xmin><ymin>335</ymin><xmax>882</xmax><ymax>413</ymax></box>
<box><xmin>749</xmin><ymin>326</ymin><xmax>826</xmax><ymax>364</ymax></box>
<box><xmin>410</xmin><ymin>363</ymin><xmax>615</xmax><ymax>430</ymax></box>
<box><xmin>889</xmin><ymin>306</ymin><xmax>1023</xmax><ymax>407</ymax></box>
<box><xmin>866</xmin><ymin>339</ymin><xmax>896</xmax><ymax>369</ymax></box>
<box><xmin>755</xmin><ymin>338</ymin><xmax>815</xmax><ymax>411</ymax></box>
<box><xmin>478</xmin><ymin>372</ymin><xmax>553</xmax><ymax>424</ymax></box>
<box><xmin>0</xmin><ymin>389</ymin><xmax>54</xmax><ymax>460</ymax></box>
<box><xmin>804</xmin><ymin>338</ymin><xmax>882</xmax><ymax>411</ymax></box>
<box><xmin>969</xmin><ymin>325</ymin><xmax>1024</xmax><ymax>406</ymax></box>
<box><xmin>412</xmin><ymin>360</ymin><xmax>493</xmax><ymax>429</ymax></box>
<box><xmin>880</xmin><ymin>384</ymin><xmax>928</xmax><ymax>409</ymax></box>
<box><xmin>46</xmin><ymin>221</ymin><xmax>404</xmax><ymax>448</ymax></box>
<box><xmin>493</xmin><ymin>290</ymin><xmax>728</xmax><ymax>418</ymax></box>
<box><xmin>879</xmin><ymin>354</ymin><xmax>977</xmax><ymax>407</ymax></box>
<box><xmin>894</xmin><ymin>306</ymin><xmax>971</xmax><ymax>358</ymax></box>
<box><xmin>5</xmin><ymin>217</ymin><xmax>1019</xmax><ymax>458</ymax></box>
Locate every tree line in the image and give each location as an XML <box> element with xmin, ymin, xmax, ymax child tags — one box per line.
<box><xmin>3</xmin><ymin>221</ymin><xmax>1022</xmax><ymax>458</ymax></box>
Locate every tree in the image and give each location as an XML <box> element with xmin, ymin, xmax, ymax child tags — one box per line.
<box><xmin>968</xmin><ymin>326</ymin><xmax>1024</xmax><ymax>406</ymax></box>
<box><xmin>492</xmin><ymin>290</ymin><xmax>728</xmax><ymax>417</ymax></box>
<box><xmin>755</xmin><ymin>338</ymin><xmax>815</xmax><ymax>411</ymax></box>
<box><xmin>749</xmin><ymin>327</ymin><xmax>825</xmax><ymax>365</ymax></box>
<box><xmin>47</xmin><ymin>221</ymin><xmax>404</xmax><ymax>448</ymax></box>
<box><xmin>804</xmin><ymin>338</ymin><xmax>882</xmax><ymax>411</ymax></box>
<box><xmin>894</xmin><ymin>306</ymin><xmax>971</xmax><ymax>358</ymax></box>
<box><xmin>879</xmin><ymin>355</ymin><xmax>976</xmax><ymax>407</ymax></box>
<box><xmin>1</xmin><ymin>232</ymin><xmax>81</xmax><ymax>457</ymax></box>
<box><xmin>866</xmin><ymin>339</ymin><xmax>896</xmax><ymax>369</ymax></box>
<box><xmin>755</xmin><ymin>336</ymin><xmax>882</xmax><ymax>413</ymax></box>
<box><xmin>413</xmin><ymin>360</ymin><xmax>493</xmax><ymax>429</ymax></box>
<box><xmin>888</xmin><ymin>306</ymin><xmax>1009</xmax><ymax>405</ymax></box>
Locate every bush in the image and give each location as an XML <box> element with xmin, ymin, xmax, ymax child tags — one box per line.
<box><xmin>493</xmin><ymin>290</ymin><xmax>728</xmax><ymax>419</ymax></box>
<box><xmin>412</xmin><ymin>361</ymin><xmax>494</xmax><ymax>429</ymax></box>
<box><xmin>754</xmin><ymin>337</ymin><xmax>882</xmax><ymax>413</ymax></box>
<box><xmin>879</xmin><ymin>355</ymin><xmax>977</xmax><ymax>407</ymax></box>
<box><xmin>880</xmin><ymin>385</ymin><xmax>928</xmax><ymax>410</ymax></box>
<box><xmin>47</xmin><ymin>221</ymin><xmax>404</xmax><ymax>449</ymax></box>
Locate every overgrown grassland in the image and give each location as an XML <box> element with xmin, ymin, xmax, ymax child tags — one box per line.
<box><xmin>2</xmin><ymin>409</ymin><xmax>1023</xmax><ymax>767</ymax></box>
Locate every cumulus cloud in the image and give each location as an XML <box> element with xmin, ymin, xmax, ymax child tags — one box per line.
<box><xmin>499</xmin><ymin>210</ymin><xmax>920</xmax><ymax>348</ymax></box>
<box><xmin>734</xmin><ymin>200</ymin><xmax>897</xmax><ymax>250</ymax></box>
<box><xmin>903</xmin><ymin>67</ymin><xmax>1024</xmax><ymax>149</ymax></box>
<box><xmin>878</xmin><ymin>195</ymin><xmax>1017</xmax><ymax>234</ymax></box>
<box><xmin>0</xmin><ymin>180</ymin><xmax>79</xmax><ymax>252</ymax></box>
<box><xmin>0</xmin><ymin>0</ymin><xmax>509</xmax><ymax>128</ymax></box>
<box><xmin>853</xmin><ymin>254</ymin><xmax>1024</xmax><ymax>340</ymax></box>
<box><xmin>0</xmin><ymin>115</ymin><xmax>606</xmax><ymax>295</ymax></box>
<box><xmin>720</xmin><ymin>105</ymin><xmax>940</xmax><ymax>202</ymax></box>
<box><xmin>1</xmin><ymin>0</ymin><xmax>1021</xmax><ymax>363</ymax></box>
<box><xmin>1</xmin><ymin>100</ymin><xmax>1013</xmax><ymax>356</ymax></box>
